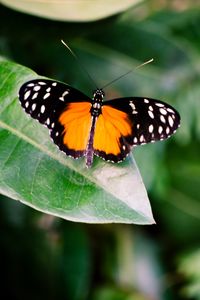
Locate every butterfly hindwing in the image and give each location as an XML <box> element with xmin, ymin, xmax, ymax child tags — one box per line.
<box><xmin>19</xmin><ymin>79</ymin><xmax>91</xmax><ymax>158</ymax></box>
<box><xmin>93</xmin><ymin>97</ymin><xmax>180</xmax><ymax>162</ymax></box>
<box><xmin>93</xmin><ymin>104</ymin><xmax>132</xmax><ymax>162</ymax></box>
<box><xmin>52</xmin><ymin>101</ymin><xmax>92</xmax><ymax>159</ymax></box>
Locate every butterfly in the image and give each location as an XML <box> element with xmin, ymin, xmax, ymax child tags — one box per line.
<box><xmin>19</xmin><ymin>79</ymin><xmax>180</xmax><ymax>167</ymax></box>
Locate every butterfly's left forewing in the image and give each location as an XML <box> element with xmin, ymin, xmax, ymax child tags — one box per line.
<box><xmin>19</xmin><ymin>79</ymin><xmax>92</xmax><ymax>158</ymax></box>
<box><xmin>93</xmin><ymin>97</ymin><xmax>180</xmax><ymax>162</ymax></box>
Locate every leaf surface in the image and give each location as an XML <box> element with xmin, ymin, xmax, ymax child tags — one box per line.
<box><xmin>0</xmin><ymin>59</ymin><xmax>154</xmax><ymax>224</ymax></box>
<box><xmin>1</xmin><ymin>0</ymin><xmax>142</xmax><ymax>22</ymax></box>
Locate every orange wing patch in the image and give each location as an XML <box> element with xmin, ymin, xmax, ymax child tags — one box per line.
<box><xmin>59</xmin><ymin>102</ymin><xmax>91</xmax><ymax>152</ymax></box>
<box><xmin>93</xmin><ymin>105</ymin><xmax>132</xmax><ymax>156</ymax></box>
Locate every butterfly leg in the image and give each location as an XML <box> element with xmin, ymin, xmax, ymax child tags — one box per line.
<box><xmin>86</xmin><ymin>116</ymin><xmax>97</xmax><ymax>167</ymax></box>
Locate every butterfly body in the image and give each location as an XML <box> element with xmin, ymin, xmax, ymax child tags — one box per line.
<box><xmin>19</xmin><ymin>79</ymin><xmax>180</xmax><ymax>167</ymax></box>
<box><xmin>90</xmin><ymin>89</ymin><xmax>104</xmax><ymax>116</ymax></box>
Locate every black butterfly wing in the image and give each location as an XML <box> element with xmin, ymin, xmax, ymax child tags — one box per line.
<box><xmin>96</xmin><ymin>97</ymin><xmax>180</xmax><ymax>162</ymax></box>
<box><xmin>19</xmin><ymin>79</ymin><xmax>92</xmax><ymax>158</ymax></box>
<box><xmin>19</xmin><ymin>79</ymin><xmax>90</xmax><ymax>127</ymax></box>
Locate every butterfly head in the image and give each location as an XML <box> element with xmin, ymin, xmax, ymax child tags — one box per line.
<box><xmin>93</xmin><ymin>89</ymin><xmax>105</xmax><ymax>103</ymax></box>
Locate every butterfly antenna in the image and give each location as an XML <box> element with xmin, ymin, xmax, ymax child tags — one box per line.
<box><xmin>101</xmin><ymin>58</ymin><xmax>154</xmax><ymax>90</ymax></box>
<box><xmin>61</xmin><ymin>40</ymin><xmax>98</xmax><ymax>90</ymax></box>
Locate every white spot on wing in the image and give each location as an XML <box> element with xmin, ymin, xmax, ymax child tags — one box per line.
<box><xmin>160</xmin><ymin>115</ymin><xmax>166</xmax><ymax>123</ymax></box>
<box><xmin>46</xmin><ymin>87</ymin><xmax>51</xmax><ymax>92</ymax></box>
<box><xmin>134</xmin><ymin>137</ymin><xmax>138</xmax><ymax>143</ymax></box>
<box><xmin>168</xmin><ymin>115</ymin><xmax>174</xmax><ymax>127</ymax></box>
<box><xmin>38</xmin><ymin>81</ymin><xmax>46</xmax><ymax>85</ymax></box>
<box><xmin>27</xmin><ymin>83</ymin><xmax>34</xmax><ymax>87</ymax></box>
<box><xmin>148</xmin><ymin>111</ymin><xmax>154</xmax><ymax>119</ymax></box>
<box><xmin>33</xmin><ymin>85</ymin><xmax>41</xmax><ymax>91</ymax></box>
<box><xmin>41</xmin><ymin>105</ymin><xmax>45</xmax><ymax>113</ymax></box>
<box><xmin>32</xmin><ymin>103</ymin><xmax>36</xmax><ymax>111</ymax></box>
<box><xmin>140</xmin><ymin>135</ymin><xmax>145</xmax><ymax>142</ymax></box>
<box><xmin>158</xmin><ymin>126</ymin><xmax>163</xmax><ymax>134</ymax></box>
<box><xmin>25</xmin><ymin>101</ymin><xmax>29</xmax><ymax>108</ymax></box>
<box><xmin>129</xmin><ymin>101</ymin><xmax>135</xmax><ymax>110</ymax></box>
<box><xmin>167</xmin><ymin>107</ymin><xmax>175</xmax><ymax>113</ymax></box>
<box><xmin>149</xmin><ymin>124</ymin><xmax>154</xmax><ymax>133</ymax></box>
<box><xmin>144</xmin><ymin>98</ymin><xmax>149</xmax><ymax>103</ymax></box>
<box><xmin>62</xmin><ymin>90</ymin><xmax>69</xmax><ymax>97</ymax></box>
<box><xmin>46</xmin><ymin>118</ymin><xmax>50</xmax><ymax>125</ymax></box>
<box><xmin>32</xmin><ymin>92</ymin><xmax>38</xmax><ymax>100</ymax></box>
<box><xmin>129</xmin><ymin>101</ymin><xmax>137</xmax><ymax>114</ymax></box>
<box><xmin>159</xmin><ymin>108</ymin><xmax>167</xmax><ymax>115</ymax></box>
<box><xmin>166</xmin><ymin>127</ymin><xmax>170</xmax><ymax>134</ymax></box>
<box><xmin>155</xmin><ymin>103</ymin><xmax>164</xmax><ymax>107</ymax></box>
<box><xmin>52</xmin><ymin>82</ymin><xmax>57</xmax><ymax>86</ymax></box>
<box><xmin>24</xmin><ymin>90</ymin><xmax>31</xmax><ymax>100</ymax></box>
<box><xmin>43</xmin><ymin>93</ymin><xmax>50</xmax><ymax>99</ymax></box>
<box><xmin>59</xmin><ymin>90</ymin><xmax>69</xmax><ymax>101</ymax></box>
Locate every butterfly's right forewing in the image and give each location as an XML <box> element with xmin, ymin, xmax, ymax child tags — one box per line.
<box><xmin>19</xmin><ymin>79</ymin><xmax>90</xmax><ymax>128</ymax></box>
<box><xmin>19</xmin><ymin>79</ymin><xmax>91</xmax><ymax>158</ymax></box>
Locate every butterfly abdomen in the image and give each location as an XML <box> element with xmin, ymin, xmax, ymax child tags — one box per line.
<box><xmin>86</xmin><ymin>116</ymin><xmax>97</xmax><ymax>167</ymax></box>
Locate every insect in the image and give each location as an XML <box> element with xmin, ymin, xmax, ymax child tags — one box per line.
<box><xmin>19</xmin><ymin>78</ymin><xmax>180</xmax><ymax>167</ymax></box>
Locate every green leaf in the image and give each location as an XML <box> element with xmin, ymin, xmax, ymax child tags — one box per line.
<box><xmin>1</xmin><ymin>0</ymin><xmax>142</xmax><ymax>22</ymax></box>
<box><xmin>0</xmin><ymin>59</ymin><xmax>154</xmax><ymax>224</ymax></box>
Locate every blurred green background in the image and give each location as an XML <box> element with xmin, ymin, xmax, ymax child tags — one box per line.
<box><xmin>0</xmin><ymin>1</ymin><xmax>200</xmax><ymax>299</ymax></box>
